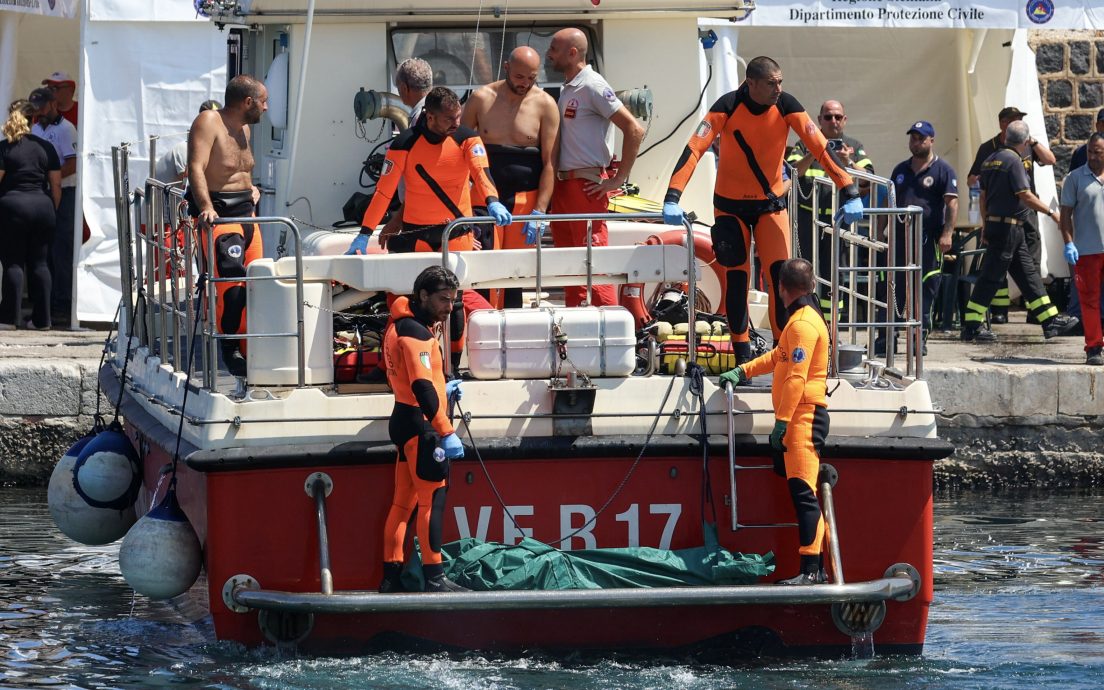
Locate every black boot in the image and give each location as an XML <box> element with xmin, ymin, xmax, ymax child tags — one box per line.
<box><xmin>379</xmin><ymin>561</ymin><xmax>406</xmax><ymax>593</ymax></box>
<box><xmin>1042</xmin><ymin>314</ymin><xmax>1080</xmax><ymax>339</ymax></box>
<box><xmin>221</xmin><ymin>342</ymin><xmax>247</xmax><ymax>377</ymax></box>
<box><xmin>777</xmin><ymin>555</ymin><xmax>828</xmax><ymax>586</ymax></box>
<box><xmin>422</xmin><ymin>563</ymin><xmax>469</xmax><ymax>593</ymax></box>
<box><xmin>960</xmin><ymin>325</ymin><xmax>997</xmax><ymax>343</ymax></box>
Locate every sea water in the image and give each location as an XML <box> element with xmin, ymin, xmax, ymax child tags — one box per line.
<box><xmin>2</xmin><ymin>487</ymin><xmax>1102</xmax><ymax>689</ymax></box>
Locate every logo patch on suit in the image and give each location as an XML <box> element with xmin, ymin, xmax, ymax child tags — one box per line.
<box><xmin>895</xmin><ymin>174</ymin><xmax>905</xmax><ymax>184</ymax></box>
<box><xmin>922</xmin><ymin>176</ymin><xmax>934</xmax><ymax>188</ymax></box>
<box><xmin>419</xmin><ymin>352</ymin><xmax>431</xmax><ymax>369</ymax></box>
<box><xmin>227</xmin><ymin>245</ymin><xmax>243</xmax><ymax>259</ymax></box>
<box><xmin>381</xmin><ymin>159</ymin><xmax>394</xmax><ymax>176</ymax></box>
<box><xmin>792</xmin><ymin>347</ymin><xmax>807</xmax><ymax>363</ymax></box>
<box><xmin>695</xmin><ymin>120</ymin><xmax>712</xmax><ymax>138</ymax></box>
<box><xmin>472</xmin><ymin>144</ymin><xmax>486</xmax><ymax>157</ymax></box>
<box><xmin>564</xmin><ymin>98</ymin><xmax>579</xmax><ymax>119</ymax></box>
<box><xmin>602</xmin><ymin>88</ymin><xmax>617</xmax><ymax>102</ymax></box>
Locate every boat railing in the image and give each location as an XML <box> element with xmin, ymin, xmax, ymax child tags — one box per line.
<box><xmin>437</xmin><ymin>211</ymin><xmax>697</xmax><ymax>376</ymax></box>
<box><xmin>110</xmin><ymin>141</ymin><xmax>307</xmax><ymax>389</ymax></box>
<box><xmin>810</xmin><ymin>170</ymin><xmax>925</xmax><ymax>379</ymax></box>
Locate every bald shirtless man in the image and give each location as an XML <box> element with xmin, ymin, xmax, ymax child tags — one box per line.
<box><xmin>187</xmin><ymin>74</ymin><xmax>268</xmax><ymax>377</ymax></box>
<box><xmin>462</xmin><ymin>46</ymin><xmax>560</xmax><ymax>308</ymax></box>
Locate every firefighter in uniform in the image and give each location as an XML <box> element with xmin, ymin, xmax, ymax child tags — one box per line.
<box><xmin>663</xmin><ymin>57</ymin><xmax>863</xmax><ymax>364</ymax></box>
<box><xmin>720</xmin><ymin>258</ymin><xmax>830</xmax><ymax>584</ymax></box>
<box><xmin>967</xmin><ymin>106</ymin><xmax>1057</xmax><ymax>323</ymax></box>
<box><xmin>379</xmin><ymin>265</ymin><xmax>469</xmax><ymax>594</ymax></box>
<box><xmin>962</xmin><ymin>120</ymin><xmax>1078</xmax><ymax>342</ymax></box>
<box><xmin>787</xmin><ymin>100</ymin><xmax>874</xmax><ymax>322</ymax></box>
<box><xmin>347</xmin><ymin>86</ymin><xmax>511</xmax><ymax>367</ymax></box>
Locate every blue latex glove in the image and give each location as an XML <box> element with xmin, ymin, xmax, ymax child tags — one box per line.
<box><xmin>769</xmin><ymin>419</ymin><xmax>788</xmax><ymax>452</ymax></box>
<box><xmin>445</xmin><ymin>378</ymin><xmax>462</xmax><ymax>403</ymax></box>
<box><xmin>718</xmin><ymin>366</ymin><xmax>746</xmax><ymax>388</ymax></box>
<box><xmin>663</xmin><ymin>201</ymin><xmax>686</xmax><ymax>226</ymax></box>
<box><xmin>523</xmin><ymin>210</ymin><xmax>546</xmax><ymax>246</ymax></box>
<box><xmin>440</xmin><ymin>432</ymin><xmax>465</xmax><ymax>459</ymax></box>
<box><xmin>834</xmin><ymin>197</ymin><xmax>864</xmax><ymax>226</ymax></box>
<box><xmin>488</xmin><ymin>201</ymin><xmax>512</xmax><ymax>227</ymax></box>
<box><xmin>1065</xmin><ymin>242</ymin><xmax>1079</xmax><ymax>265</ymax></box>
<box><xmin>345</xmin><ymin>233</ymin><xmax>370</xmax><ymax>255</ymax></box>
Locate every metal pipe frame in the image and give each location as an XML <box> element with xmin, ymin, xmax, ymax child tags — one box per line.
<box><xmin>811</xmin><ymin>168</ymin><xmax>924</xmax><ymax>379</ymax></box>
<box><xmin>229</xmin><ymin>3</ymin><xmax>758</xmax><ymax>20</ymax></box>
<box><xmin>310</xmin><ymin>477</ymin><xmax>334</xmax><ymax>595</ymax></box>
<box><xmin>437</xmin><ymin>211</ymin><xmax>695</xmax><ymax>377</ymax></box>
<box><xmin>111</xmin><ymin>147</ymin><xmax>136</xmax><ymax>330</ymax></box>
<box><xmin>820</xmin><ymin>477</ymin><xmax>845</xmax><ymax>585</ymax></box>
<box><xmin>230</xmin><ymin>573</ymin><xmax>919</xmax><ymax>615</ymax></box>
<box><xmin>207</xmin><ymin>216</ymin><xmax>307</xmax><ymax>387</ymax></box>
<box><xmin>725</xmin><ymin>380</ymin><xmax>738</xmax><ymax>530</ymax></box>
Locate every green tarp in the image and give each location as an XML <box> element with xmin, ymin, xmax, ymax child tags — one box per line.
<box><xmin>401</xmin><ymin>523</ymin><xmax>774</xmax><ymax>591</ymax></box>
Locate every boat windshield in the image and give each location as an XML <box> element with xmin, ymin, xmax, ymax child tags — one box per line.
<box><xmin>389</xmin><ymin>25</ymin><xmax>596</xmax><ymax>94</ymax></box>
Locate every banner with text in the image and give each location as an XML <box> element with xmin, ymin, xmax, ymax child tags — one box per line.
<box><xmin>0</xmin><ymin>0</ymin><xmax>76</xmax><ymax>18</ymax></box>
<box><xmin>735</xmin><ymin>0</ymin><xmax>1102</xmax><ymax>29</ymax></box>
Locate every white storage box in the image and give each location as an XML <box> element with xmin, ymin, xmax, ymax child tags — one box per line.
<box><xmin>467</xmin><ymin>307</ymin><xmax>637</xmax><ymax>380</ymax></box>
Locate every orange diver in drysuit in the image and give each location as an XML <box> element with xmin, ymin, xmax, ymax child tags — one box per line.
<box><xmin>348</xmin><ymin>87</ymin><xmax>511</xmax><ymax>367</ymax></box>
<box><xmin>721</xmin><ymin>258</ymin><xmax>831</xmax><ymax>584</ymax></box>
<box><xmin>662</xmin><ymin>57</ymin><xmax>861</xmax><ymax>364</ymax></box>
<box><xmin>379</xmin><ymin>266</ymin><xmax>469</xmax><ymax>594</ymax></box>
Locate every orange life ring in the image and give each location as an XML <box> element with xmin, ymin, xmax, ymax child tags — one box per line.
<box><xmin>618</xmin><ymin>229</ymin><xmax>727</xmax><ymax>329</ymax></box>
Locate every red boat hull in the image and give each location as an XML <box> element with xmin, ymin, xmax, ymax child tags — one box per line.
<box><xmin>130</xmin><ymin>428</ymin><xmax>932</xmax><ymax>656</ymax></box>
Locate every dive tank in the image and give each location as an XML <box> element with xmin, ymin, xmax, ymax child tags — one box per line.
<box><xmin>118</xmin><ymin>486</ymin><xmax>202</xmax><ymax>600</ymax></box>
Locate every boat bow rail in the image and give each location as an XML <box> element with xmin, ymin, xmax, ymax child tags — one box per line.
<box><xmin>225</xmin><ymin>567</ymin><xmax>920</xmax><ymax>615</ymax></box>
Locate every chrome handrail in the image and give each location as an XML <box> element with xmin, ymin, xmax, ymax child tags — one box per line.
<box><xmin>811</xmin><ymin>169</ymin><xmax>925</xmax><ymax>379</ymax></box>
<box><xmin>111</xmin><ymin>139</ymin><xmax>308</xmax><ymax>390</ymax></box>
<box><xmin>230</xmin><ymin>572</ymin><xmax>920</xmax><ymax>614</ymax></box>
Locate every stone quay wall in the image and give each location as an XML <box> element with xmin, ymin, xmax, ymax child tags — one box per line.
<box><xmin>1032</xmin><ymin>30</ymin><xmax>1104</xmax><ymax>180</ymax></box>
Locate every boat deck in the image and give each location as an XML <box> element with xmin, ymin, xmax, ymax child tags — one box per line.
<box><xmin>3</xmin><ymin>308</ymin><xmax>1096</xmax><ymax>423</ymax></box>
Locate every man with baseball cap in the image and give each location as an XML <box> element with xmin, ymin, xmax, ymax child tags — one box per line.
<box><xmin>967</xmin><ymin>105</ymin><xmax>1056</xmax><ymax>324</ymax></box>
<box><xmin>877</xmin><ymin>120</ymin><xmax>959</xmax><ymax>355</ymax></box>
<box><xmin>1068</xmin><ymin>108</ymin><xmax>1104</xmax><ymax>172</ymax></box>
<box><xmin>42</xmin><ymin>71</ymin><xmax>78</xmax><ymax>128</ymax></box>
<box><xmin>29</xmin><ymin>87</ymin><xmax>78</xmax><ymax>325</ymax></box>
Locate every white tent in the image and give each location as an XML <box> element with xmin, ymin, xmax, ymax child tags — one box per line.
<box><xmin>77</xmin><ymin>0</ymin><xmax>227</xmax><ymax>322</ymax></box>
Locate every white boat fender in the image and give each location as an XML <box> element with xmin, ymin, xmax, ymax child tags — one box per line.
<box><xmin>47</xmin><ymin>432</ymin><xmax>137</xmax><ymax>545</ymax></box>
<box><xmin>119</xmin><ymin>486</ymin><xmax>202</xmax><ymax>600</ymax></box>
<box><xmin>71</xmin><ymin>423</ymin><xmax>142</xmax><ymax>512</ymax></box>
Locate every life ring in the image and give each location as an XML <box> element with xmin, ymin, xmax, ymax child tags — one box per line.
<box><xmin>618</xmin><ymin>229</ymin><xmax>727</xmax><ymax>329</ymax></box>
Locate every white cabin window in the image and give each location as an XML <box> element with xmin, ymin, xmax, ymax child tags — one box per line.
<box><xmin>389</xmin><ymin>25</ymin><xmax>597</xmax><ymax>95</ymax></box>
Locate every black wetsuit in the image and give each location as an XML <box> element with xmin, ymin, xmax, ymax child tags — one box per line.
<box><xmin>485</xmin><ymin>144</ymin><xmax>542</xmax><ymax>308</ymax></box>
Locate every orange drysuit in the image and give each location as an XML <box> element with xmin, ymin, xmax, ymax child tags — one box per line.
<box><xmin>381</xmin><ymin>296</ymin><xmax>456</xmax><ymax>570</ymax></box>
<box><xmin>665</xmin><ymin>85</ymin><xmax>858</xmax><ymax>352</ymax></box>
<box><xmin>186</xmin><ymin>189</ymin><xmax>262</xmax><ymax>362</ymax></box>
<box><xmin>359</xmin><ymin>119</ymin><xmax>499</xmax><ymax>243</ymax></box>
<box><xmin>360</xmin><ymin>120</ymin><xmax>501</xmax><ymax>360</ymax></box>
<box><xmin>742</xmin><ymin>293</ymin><xmax>831</xmax><ymax>561</ymax></box>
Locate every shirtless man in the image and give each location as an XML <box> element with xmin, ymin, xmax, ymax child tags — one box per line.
<box><xmin>462</xmin><ymin>46</ymin><xmax>559</xmax><ymax>308</ymax></box>
<box><xmin>186</xmin><ymin>75</ymin><xmax>268</xmax><ymax>377</ymax></box>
